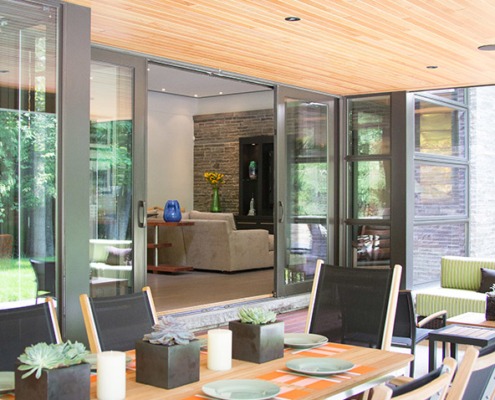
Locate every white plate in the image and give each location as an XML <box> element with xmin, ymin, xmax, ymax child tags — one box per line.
<box><xmin>283</xmin><ymin>333</ymin><xmax>328</xmax><ymax>348</ymax></box>
<box><xmin>286</xmin><ymin>358</ymin><xmax>354</xmax><ymax>376</ymax></box>
<box><xmin>202</xmin><ymin>379</ymin><xmax>280</xmax><ymax>400</ymax></box>
<box><xmin>0</xmin><ymin>371</ymin><xmax>15</xmax><ymax>394</ymax></box>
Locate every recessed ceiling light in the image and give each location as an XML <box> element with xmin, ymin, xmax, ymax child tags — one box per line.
<box><xmin>478</xmin><ymin>44</ymin><xmax>495</xmax><ymax>51</ymax></box>
<box><xmin>285</xmin><ymin>16</ymin><xmax>301</xmax><ymax>22</ymax></box>
<box><xmin>161</xmin><ymin>88</ymin><xmax>166</xmax><ymax>92</ymax></box>
<box><xmin>426</xmin><ymin>65</ymin><xmax>438</xmax><ymax>69</ymax></box>
<box><xmin>194</xmin><ymin>94</ymin><xmax>198</xmax><ymax>97</ymax></box>
<box><xmin>219</xmin><ymin>91</ymin><xmax>223</xmax><ymax>95</ymax></box>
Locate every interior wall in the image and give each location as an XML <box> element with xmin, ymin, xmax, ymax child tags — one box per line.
<box><xmin>147</xmin><ymin>90</ymin><xmax>273</xmax><ymax>212</ymax></box>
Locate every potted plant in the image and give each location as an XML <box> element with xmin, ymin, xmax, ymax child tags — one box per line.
<box><xmin>15</xmin><ymin>341</ymin><xmax>90</xmax><ymax>400</ymax></box>
<box><xmin>135</xmin><ymin>316</ymin><xmax>200</xmax><ymax>389</ymax></box>
<box><xmin>486</xmin><ymin>284</ymin><xmax>495</xmax><ymax>321</ymax></box>
<box><xmin>229</xmin><ymin>307</ymin><xmax>284</xmax><ymax>363</ymax></box>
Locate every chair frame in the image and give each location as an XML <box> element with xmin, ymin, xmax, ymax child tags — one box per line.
<box><xmin>80</xmin><ymin>286</ymin><xmax>158</xmax><ymax>353</ymax></box>
<box><xmin>305</xmin><ymin>259</ymin><xmax>402</xmax><ymax>351</ymax></box>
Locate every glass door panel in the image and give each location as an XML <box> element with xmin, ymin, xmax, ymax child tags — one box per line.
<box><xmin>89</xmin><ymin>61</ymin><xmax>134</xmax><ymax>296</ymax></box>
<box><xmin>0</xmin><ymin>0</ymin><xmax>58</xmax><ymax>307</ymax></box>
<box><xmin>276</xmin><ymin>87</ymin><xmax>336</xmax><ymax>297</ymax></box>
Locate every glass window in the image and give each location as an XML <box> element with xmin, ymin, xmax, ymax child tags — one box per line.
<box><xmin>413</xmin><ymin>223</ymin><xmax>467</xmax><ymax>286</ymax></box>
<box><xmin>348</xmin><ymin>96</ymin><xmax>390</xmax><ymax>155</ymax></box>
<box><xmin>414</xmin><ymin>99</ymin><xmax>467</xmax><ymax>157</ymax></box>
<box><xmin>349</xmin><ymin>161</ymin><xmax>391</xmax><ymax>219</ymax></box>
<box><xmin>414</xmin><ymin>163</ymin><xmax>467</xmax><ymax>217</ymax></box>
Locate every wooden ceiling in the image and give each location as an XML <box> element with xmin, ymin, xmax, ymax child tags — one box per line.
<box><xmin>66</xmin><ymin>0</ymin><xmax>495</xmax><ymax>96</ymax></box>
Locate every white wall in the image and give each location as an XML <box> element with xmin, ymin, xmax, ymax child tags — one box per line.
<box><xmin>147</xmin><ymin>90</ymin><xmax>274</xmax><ymax>212</ymax></box>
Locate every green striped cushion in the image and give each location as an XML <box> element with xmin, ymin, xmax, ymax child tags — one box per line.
<box><xmin>415</xmin><ymin>288</ymin><xmax>486</xmax><ymax>318</ymax></box>
<box><xmin>441</xmin><ymin>256</ymin><xmax>495</xmax><ymax>290</ymax></box>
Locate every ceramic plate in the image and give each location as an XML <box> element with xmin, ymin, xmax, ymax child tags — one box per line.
<box><xmin>0</xmin><ymin>371</ymin><xmax>15</xmax><ymax>394</ymax></box>
<box><xmin>286</xmin><ymin>358</ymin><xmax>354</xmax><ymax>376</ymax></box>
<box><xmin>283</xmin><ymin>333</ymin><xmax>328</xmax><ymax>348</ymax></box>
<box><xmin>202</xmin><ymin>379</ymin><xmax>280</xmax><ymax>400</ymax></box>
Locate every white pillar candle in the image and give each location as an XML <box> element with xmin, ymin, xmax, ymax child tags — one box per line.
<box><xmin>97</xmin><ymin>351</ymin><xmax>126</xmax><ymax>400</ymax></box>
<box><xmin>207</xmin><ymin>329</ymin><xmax>232</xmax><ymax>371</ymax></box>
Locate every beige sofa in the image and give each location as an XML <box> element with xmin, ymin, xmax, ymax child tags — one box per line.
<box><xmin>147</xmin><ymin>210</ymin><xmax>274</xmax><ymax>272</ymax></box>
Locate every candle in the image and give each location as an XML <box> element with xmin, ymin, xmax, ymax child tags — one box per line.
<box><xmin>207</xmin><ymin>329</ymin><xmax>232</xmax><ymax>371</ymax></box>
<box><xmin>97</xmin><ymin>351</ymin><xmax>126</xmax><ymax>400</ymax></box>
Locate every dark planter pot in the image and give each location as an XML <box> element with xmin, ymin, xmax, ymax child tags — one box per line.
<box><xmin>486</xmin><ymin>295</ymin><xmax>495</xmax><ymax>321</ymax></box>
<box><xmin>229</xmin><ymin>320</ymin><xmax>284</xmax><ymax>364</ymax></box>
<box><xmin>15</xmin><ymin>362</ymin><xmax>90</xmax><ymax>400</ymax></box>
<box><xmin>135</xmin><ymin>340</ymin><xmax>200</xmax><ymax>389</ymax></box>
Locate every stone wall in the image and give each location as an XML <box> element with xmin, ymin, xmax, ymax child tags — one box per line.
<box><xmin>193</xmin><ymin>109</ymin><xmax>274</xmax><ymax>213</ymax></box>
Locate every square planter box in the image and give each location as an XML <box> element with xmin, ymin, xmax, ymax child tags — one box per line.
<box><xmin>135</xmin><ymin>340</ymin><xmax>200</xmax><ymax>389</ymax></box>
<box><xmin>229</xmin><ymin>320</ymin><xmax>284</xmax><ymax>363</ymax></box>
<box><xmin>15</xmin><ymin>362</ymin><xmax>90</xmax><ymax>400</ymax></box>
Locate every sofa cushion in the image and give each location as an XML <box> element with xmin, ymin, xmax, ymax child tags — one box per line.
<box><xmin>106</xmin><ymin>246</ymin><xmax>132</xmax><ymax>266</ymax></box>
<box><xmin>415</xmin><ymin>287</ymin><xmax>487</xmax><ymax>318</ymax></box>
<box><xmin>479</xmin><ymin>268</ymin><xmax>495</xmax><ymax>293</ymax></box>
<box><xmin>441</xmin><ymin>256</ymin><xmax>495</xmax><ymax>291</ymax></box>
<box><xmin>189</xmin><ymin>210</ymin><xmax>236</xmax><ymax>231</ymax></box>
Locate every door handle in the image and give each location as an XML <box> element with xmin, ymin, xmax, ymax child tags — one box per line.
<box><xmin>278</xmin><ymin>201</ymin><xmax>284</xmax><ymax>223</ymax></box>
<box><xmin>138</xmin><ymin>200</ymin><xmax>147</xmax><ymax>228</ymax></box>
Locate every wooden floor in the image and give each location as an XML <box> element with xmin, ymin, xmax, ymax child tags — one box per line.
<box><xmin>147</xmin><ymin>268</ymin><xmax>275</xmax><ymax>312</ymax></box>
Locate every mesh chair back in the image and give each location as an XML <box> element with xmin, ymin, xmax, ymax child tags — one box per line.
<box><xmin>0</xmin><ymin>302</ymin><xmax>60</xmax><ymax>371</ymax></box>
<box><xmin>392</xmin><ymin>290</ymin><xmax>415</xmax><ymax>340</ymax></box>
<box><xmin>308</xmin><ymin>264</ymin><xmax>394</xmax><ymax>349</ymax></box>
<box><xmin>30</xmin><ymin>259</ymin><xmax>56</xmax><ymax>297</ymax></box>
<box><xmin>461</xmin><ymin>343</ymin><xmax>495</xmax><ymax>400</ymax></box>
<box><xmin>88</xmin><ymin>292</ymin><xmax>155</xmax><ymax>352</ymax></box>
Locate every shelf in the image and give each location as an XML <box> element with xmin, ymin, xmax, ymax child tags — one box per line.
<box><xmin>146</xmin><ymin>242</ymin><xmax>172</xmax><ymax>249</ymax></box>
<box><xmin>147</xmin><ymin>265</ymin><xmax>193</xmax><ymax>274</ymax></box>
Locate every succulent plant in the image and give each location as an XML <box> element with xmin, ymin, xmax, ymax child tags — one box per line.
<box><xmin>18</xmin><ymin>341</ymin><xmax>89</xmax><ymax>379</ymax></box>
<box><xmin>238</xmin><ymin>307</ymin><xmax>277</xmax><ymax>325</ymax></box>
<box><xmin>143</xmin><ymin>316</ymin><xmax>196</xmax><ymax>346</ymax></box>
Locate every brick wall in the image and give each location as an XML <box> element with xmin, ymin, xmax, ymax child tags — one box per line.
<box><xmin>193</xmin><ymin>109</ymin><xmax>274</xmax><ymax>213</ymax></box>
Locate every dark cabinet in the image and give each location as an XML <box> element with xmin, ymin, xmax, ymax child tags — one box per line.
<box><xmin>237</xmin><ymin>135</ymin><xmax>274</xmax><ymax>233</ymax></box>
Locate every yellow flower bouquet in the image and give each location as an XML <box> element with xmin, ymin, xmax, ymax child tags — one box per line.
<box><xmin>204</xmin><ymin>172</ymin><xmax>225</xmax><ymax>187</ymax></box>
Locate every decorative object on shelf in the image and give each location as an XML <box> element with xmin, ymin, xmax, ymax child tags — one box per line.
<box><xmin>248</xmin><ymin>195</ymin><xmax>256</xmax><ymax>216</ymax></box>
<box><xmin>486</xmin><ymin>284</ymin><xmax>495</xmax><ymax>321</ymax></box>
<box><xmin>15</xmin><ymin>341</ymin><xmax>90</xmax><ymax>400</ymax></box>
<box><xmin>248</xmin><ymin>160</ymin><xmax>257</xmax><ymax>180</ymax></box>
<box><xmin>163</xmin><ymin>200</ymin><xmax>182</xmax><ymax>222</ymax></box>
<box><xmin>229</xmin><ymin>307</ymin><xmax>284</xmax><ymax>364</ymax></box>
<box><xmin>207</xmin><ymin>329</ymin><xmax>232</xmax><ymax>371</ymax></box>
<box><xmin>204</xmin><ymin>171</ymin><xmax>225</xmax><ymax>213</ymax></box>
<box><xmin>136</xmin><ymin>316</ymin><xmax>200</xmax><ymax>389</ymax></box>
<box><xmin>97</xmin><ymin>351</ymin><xmax>126</xmax><ymax>400</ymax></box>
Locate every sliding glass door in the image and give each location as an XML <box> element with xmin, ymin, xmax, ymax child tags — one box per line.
<box><xmin>89</xmin><ymin>48</ymin><xmax>147</xmax><ymax>296</ymax></box>
<box><xmin>275</xmin><ymin>87</ymin><xmax>337</xmax><ymax>297</ymax></box>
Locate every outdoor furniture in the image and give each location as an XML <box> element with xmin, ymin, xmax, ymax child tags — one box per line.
<box><xmin>391</xmin><ymin>290</ymin><xmax>447</xmax><ymax>377</ymax></box>
<box><xmin>0</xmin><ymin>298</ymin><xmax>62</xmax><ymax>371</ymax></box>
<box><xmin>305</xmin><ymin>259</ymin><xmax>402</xmax><ymax>351</ymax></box>
<box><xmin>428</xmin><ymin>324</ymin><xmax>495</xmax><ymax>372</ymax></box>
<box><xmin>80</xmin><ymin>286</ymin><xmax>158</xmax><ymax>353</ymax></box>
<box><xmin>30</xmin><ymin>259</ymin><xmax>56</xmax><ymax>303</ymax></box>
<box><xmin>372</xmin><ymin>356</ymin><xmax>457</xmax><ymax>400</ymax></box>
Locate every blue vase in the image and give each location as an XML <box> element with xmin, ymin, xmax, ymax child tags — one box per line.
<box><xmin>164</xmin><ymin>200</ymin><xmax>182</xmax><ymax>222</ymax></box>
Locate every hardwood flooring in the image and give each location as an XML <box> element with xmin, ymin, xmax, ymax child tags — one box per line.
<box><xmin>147</xmin><ymin>268</ymin><xmax>275</xmax><ymax>313</ymax></box>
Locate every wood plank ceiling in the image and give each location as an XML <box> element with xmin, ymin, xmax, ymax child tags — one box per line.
<box><xmin>66</xmin><ymin>0</ymin><xmax>495</xmax><ymax>96</ymax></box>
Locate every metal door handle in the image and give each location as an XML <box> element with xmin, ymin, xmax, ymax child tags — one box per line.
<box><xmin>138</xmin><ymin>200</ymin><xmax>147</xmax><ymax>228</ymax></box>
<box><xmin>278</xmin><ymin>201</ymin><xmax>284</xmax><ymax>223</ymax></box>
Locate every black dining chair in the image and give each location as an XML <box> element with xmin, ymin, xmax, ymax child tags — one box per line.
<box><xmin>0</xmin><ymin>298</ymin><xmax>62</xmax><ymax>371</ymax></box>
<box><xmin>305</xmin><ymin>260</ymin><xmax>402</xmax><ymax>351</ymax></box>
<box><xmin>80</xmin><ymin>286</ymin><xmax>158</xmax><ymax>353</ymax></box>
<box><xmin>30</xmin><ymin>259</ymin><xmax>56</xmax><ymax>303</ymax></box>
<box><xmin>391</xmin><ymin>290</ymin><xmax>447</xmax><ymax>377</ymax></box>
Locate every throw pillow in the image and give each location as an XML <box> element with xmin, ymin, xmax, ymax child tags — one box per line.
<box><xmin>478</xmin><ymin>268</ymin><xmax>495</xmax><ymax>293</ymax></box>
<box><xmin>106</xmin><ymin>246</ymin><xmax>132</xmax><ymax>266</ymax></box>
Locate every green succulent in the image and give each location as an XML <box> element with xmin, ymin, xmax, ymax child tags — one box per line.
<box><xmin>238</xmin><ymin>307</ymin><xmax>277</xmax><ymax>325</ymax></box>
<box><xmin>143</xmin><ymin>316</ymin><xmax>196</xmax><ymax>346</ymax></box>
<box><xmin>18</xmin><ymin>341</ymin><xmax>89</xmax><ymax>379</ymax></box>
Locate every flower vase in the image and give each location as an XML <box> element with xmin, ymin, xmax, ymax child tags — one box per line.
<box><xmin>164</xmin><ymin>200</ymin><xmax>182</xmax><ymax>222</ymax></box>
<box><xmin>210</xmin><ymin>187</ymin><xmax>221</xmax><ymax>213</ymax></box>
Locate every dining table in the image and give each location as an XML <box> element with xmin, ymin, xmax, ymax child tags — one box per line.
<box><xmin>86</xmin><ymin>339</ymin><xmax>412</xmax><ymax>400</ymax></box>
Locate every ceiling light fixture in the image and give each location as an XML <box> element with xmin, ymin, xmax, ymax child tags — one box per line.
<box><xmin>478</xmin><ymin>44</ymin><xmax>495</xmax><ymax>51</ymax></box>
<box><xmin>285</xmin><ymin>16</ymin><xmax>301</xmax><ymax>22</ymax></box>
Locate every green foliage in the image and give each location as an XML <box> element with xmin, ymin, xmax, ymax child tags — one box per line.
<box><xmin>238</xmin><ymin>307</ymin><xmax>277</xmax><ymax>325</ymax></box>
<box><xmin>143</xmin><ymin>316</ymin><xmax>196</xmax><ymax>346</ymax></box>
<box><xmin>18</xmin><ymin>341</ymin><xmax>89</xmax><ymax>379</ymax></box>
<box><xmin>0</xmin><ymin>259</ymin><xmax>37</xmax><ymax>302</ymax></box>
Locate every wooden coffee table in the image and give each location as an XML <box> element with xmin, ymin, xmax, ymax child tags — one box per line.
<box><xmin>446</xmin><ymin>312</ymin><xmax>495</xmax><ymax>328</ymax></box>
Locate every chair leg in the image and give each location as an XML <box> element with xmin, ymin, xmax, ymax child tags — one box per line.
<box><xmin>409</xmin><ymin>346</ymin><xmax>415</xmax><ymax>377</ymax></box>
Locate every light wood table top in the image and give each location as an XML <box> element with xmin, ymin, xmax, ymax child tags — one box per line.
<box><xmin>89</xmin><ymin>342</ymin><xmax>412</xmax><ymax>400</ymax></box>
<box><xmin>446</xmin><ymin>312</ymin><xmax>495</xmax><ymax>328</ymax></box>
